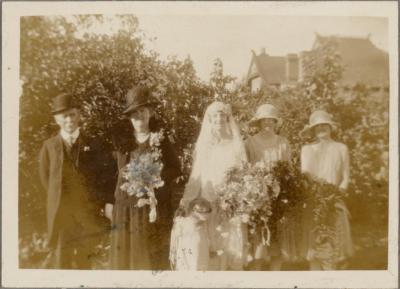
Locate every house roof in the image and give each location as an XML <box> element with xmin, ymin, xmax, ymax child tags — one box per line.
<box><xmin>247</xmin><ymin>34</ymin><xmax>389</xmax><ymax>88</ymax></box>
<box><xmin>314</xmin><ymin>35</ymin><xmax>389</xmax><ymax>86</ymax></box>
<box><xmin>247</xmin><ymin>51</ymin><xmax>286</xmax><ymax>85</ymax></box>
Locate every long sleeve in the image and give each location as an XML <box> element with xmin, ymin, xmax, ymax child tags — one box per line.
<box><xmin>38</xmin><ymin>142</ymin><xmax>49</xmax><ymax>191</ymax></box>
<box><xmin>161</xmin><ymin>136</ymin><xmax>181</xmax><ymax>184</ymax></box>
<box><xmin>96</xmin><ymin>142</ymin><xmax>118</xmax><ymax>205</ymax></box>
<box><xmin>300</xmin><ymin>146</ymin><xmax>308</xmax><ymax>174</ymax></box>
<box><xmin>339</xmin><ymin>145</ymin><xmax>350</xmax><ymax>190</ymax></box>
<box><xmin>244</xmin><ymin>138</ymin><xmax>255</xmax><ymax>164</ymax></box>
<box><xmin>282</xmin><ymin>137</ymin><xmax>292</xmax><ymax>162</ymax></box>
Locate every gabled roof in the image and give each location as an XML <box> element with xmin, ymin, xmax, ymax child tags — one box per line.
<box><xmin>247</xmin><ymin>51</ymin><xmax>286</xmax><ymax>85</ymax></box>
<box><xmin>314</xmin><ymin>34</ymin><xmax>389</xmax><ymax>86</ymax></box>
<box><xmin>247</xmin><ymin>34</ymin><xmax>389</xmax><ymax>88</ymax></box>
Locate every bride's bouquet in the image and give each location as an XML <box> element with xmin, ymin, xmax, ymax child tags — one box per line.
<box><xmin>120</xmin><ymin>132</ymin><xmax>165</xmax><ymax>223</ymax></box>
<box><xmin>215</xmin><ymin>161</ymin><xmax>281</xmax><ymax>244</ymax></box>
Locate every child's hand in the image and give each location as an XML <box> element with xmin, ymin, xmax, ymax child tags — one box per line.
<box><xmin>174</xmin><ymin>206</ymin><xmax>186</xmax><ymax>218</ymax></box>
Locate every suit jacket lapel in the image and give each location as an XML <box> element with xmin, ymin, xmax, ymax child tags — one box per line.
<box><xmin>54</xmin><ymin>133</ymin><xmax>64</xmax><ymax>166</ymax></box>
<box><xmin>75</xmin><ymin>133</ymin><xmax>85</xmax><ymax>168</ymax></box>
<box><xmin>70</xmin><ymin>130</ymin><xmax>86</xmax><ymax>167</ymax></box>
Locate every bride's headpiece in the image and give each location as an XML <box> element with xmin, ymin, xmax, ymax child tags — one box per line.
<box><xmin>191</xmin><ymin>101</ymin><xmax>246</xmax><ymax>174</ymax></box>
<box><xmin>205</xmin><ymin>101</ymin><xmax>232</xmax><ymax>117</ymax></box>
<box><xmin>181</xmin><ymin>101</ymin><xmax>248</xmax><ymax>204</ymax></box>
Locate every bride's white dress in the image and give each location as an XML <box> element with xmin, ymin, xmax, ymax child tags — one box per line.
<box><xmin>181</xmin><ymin>139</ymin><xmax>248</xmax><ymax>270</ymax></box>
<box><xmin>179</xmin><ymin>101</ymin><xmax>249</xmax><ymax>270</ymax></box>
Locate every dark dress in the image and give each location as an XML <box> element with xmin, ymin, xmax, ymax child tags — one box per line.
<box><xmin>109</xmin><ymin>131</ymin><xmax>181</xmax><ymax>270</ymax></box>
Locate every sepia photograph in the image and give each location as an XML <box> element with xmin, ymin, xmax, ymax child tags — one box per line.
<box><xmin>2</xmin><ymin>1</ymin><xmax>398</xmax><ymax>288</ymax></box>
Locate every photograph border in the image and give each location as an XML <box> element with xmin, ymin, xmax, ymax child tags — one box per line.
<box><xmin>2</xmin><ymin>1</ymin><xmax>399</xmax><ymax>288</ymax></box>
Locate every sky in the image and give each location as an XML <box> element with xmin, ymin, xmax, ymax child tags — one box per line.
<box><xmin>136</xmin><ymin>15</ymin><xmax>388</xmax><ymax>82</ymax></box>
<box><xmin>77</xmin><ymin>15</ymin><xmax>388</xmax><ymax>82</ymax></box>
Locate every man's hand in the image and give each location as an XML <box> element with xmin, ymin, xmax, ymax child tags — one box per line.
<box><xmin>105</xmin><ymin>203</ymin><xmax>113</xmax><ymax>221</ymax></box>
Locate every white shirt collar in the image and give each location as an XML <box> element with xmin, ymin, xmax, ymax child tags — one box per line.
<box><xmin>60</xmin><ymin>127</ymin><xmax>80</xmax><ymax>143</ymax></box>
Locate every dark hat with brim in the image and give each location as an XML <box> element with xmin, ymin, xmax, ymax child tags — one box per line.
<box><xmin>51</xmin><ymin>93</ymin><xmax>78</xmax><ymax>115</ymax></box>
<box><xmin>122</xmin><ymin>85</ymin><xmax>157</xmax><ymax>115</ymax></box>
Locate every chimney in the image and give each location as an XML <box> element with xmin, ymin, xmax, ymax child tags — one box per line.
<box><xmin>286</xmin><ymin>53</ymin><xmax>299</xmax><ymax>82</ymax></box>
<box><xmin>260</xmin><ymin>47</ymin><xmax>266</xmax><ymax>55</ymax></box>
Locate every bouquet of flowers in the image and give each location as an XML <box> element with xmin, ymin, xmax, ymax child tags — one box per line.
<box><xmin>268</xmin><ymin>161</ymin><xmax>306</xmax><ymax>236</ymax></box>
<box><xmin>215</xmin><ymin>161</ymin><xmax>281</xmax><ymax>244</ymax></box>
<box><xmin>120</xmin><ymin>131</ymin><xmax>165</xmax><ymax>223</ymax></box>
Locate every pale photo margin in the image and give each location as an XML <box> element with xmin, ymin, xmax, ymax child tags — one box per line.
<box><xmin>1</xmin><ymin>1</ymin><xmax>399</xmax><ymax>288</ymax></box>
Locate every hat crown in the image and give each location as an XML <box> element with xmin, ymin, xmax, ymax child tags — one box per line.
<box><xmin>125</xmin><ymin>85</ymin><xmax>150</xmax><ymax>107</ymax></box>
<box><xmin>309</xmin><ymin>110</ymin><xmax>333</xmax><ymax>126</ymax></box>
<box><xmin>255</xmin><ymin>104</ymin><xmax>279</xmax><ymax>119</ymax></box>
<box><xmin>300</xmin><ymin>110</ymin><xmax>337</xmax><ymax>138</ymax></box>
<box><xmin>51</xmin><ymin>93</ymin><xmax>76</xmax><ymax>114</ymax></box>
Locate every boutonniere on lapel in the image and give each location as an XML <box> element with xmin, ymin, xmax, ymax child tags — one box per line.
<box><xmin>83</xmin><ymin>146</ymin><xmax>91</xmax><ymax>152</ymax></box>
<box><xmin>120</xmin><ymin>129</ymin><xmax>166</xmax><ymax>223</ymax></box>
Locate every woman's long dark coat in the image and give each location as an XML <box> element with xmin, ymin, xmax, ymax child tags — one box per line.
<box><xmin>109</xmin><ymin>120</ymin><xmax>181</xmax><ymax>270</ymax></box>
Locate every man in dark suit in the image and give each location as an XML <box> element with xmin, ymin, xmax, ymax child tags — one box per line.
<box><xmin>39</xmin><ymin>93</ymin><xmax>116</xmax><ymax>269</ymax></box>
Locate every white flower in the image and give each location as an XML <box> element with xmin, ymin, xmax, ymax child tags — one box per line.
<box><xmin>272</xmin><ymin>181</ymin><xmax>281</xmax><ymax>197</ymax></box>
<box><xmin>149</xmin><ymin>130</ymin><xmax>165</xmax><ymax>147</ymax></box>
<box><xmin>220</xmin><ymin>201</ymin><xmax>229</xmax><ymax>210</ymax></box>
<box><xmin>243</xmin><ymin>175</ymin><xmax>252</xmax><ymax>182</ymax></box>
<box><xmin>149</xmin><ymin>207</ymin><xmax>157</xmax><ymax>223</ymax></box>
<box><xmin>264</xmin><ymin>174</ymin><xmax>274</xmax><ymax>186</ymax></box>
<box><xmin>83</xmin><ymin>146</ymin><xmax>90</xmax><ymax>151</ymax></box>
<box><xmin>137</xmin><ymin>198</ymin><xmax>150</xmax><ymax>208</ymax></box>
<box><xmin>254</xmin><ymin>161</ymin><xmax>266</xmax><ymax>169</ymax></box>
<box><xmin>241</xmin><ymin>214</ymin><xmax>250</xmax><ymax>223</ymax></box>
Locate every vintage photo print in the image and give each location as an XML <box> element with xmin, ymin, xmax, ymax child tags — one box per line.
<box><xmin>2</xmin><ymin>1</ymin><xmax>398</xmax><ymax>288</ymax></box>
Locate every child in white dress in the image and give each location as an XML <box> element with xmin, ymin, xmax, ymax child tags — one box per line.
<box><xmin>170</xmin><ymin>198</ymin><xmax>212</xmax><ymax>271</ymax></box>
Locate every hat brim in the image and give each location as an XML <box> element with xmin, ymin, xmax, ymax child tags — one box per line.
<box><xmin>122</xmin><ymin>101</ymin><xmax>156</xmax><ymax>115</ymax></box>
<box><xmin>51</xmin><ymin>105</ymin><xmax>78</xmax><ymax>115</ymax></box>
<box><xmin>299</xmin><ymin>121</ymin><xmax>338</xmax><ymax>138</ymax></box>
<box><xmin>248</xmin><ymin>116</ymin><xmax>282</xmax><ymax>127</ymax></box>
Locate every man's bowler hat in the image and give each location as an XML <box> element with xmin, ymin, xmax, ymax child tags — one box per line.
<box><xmin>51</xmin><ymin>93</ymin><xmax>78</xmax><ymax>115</ymax></box>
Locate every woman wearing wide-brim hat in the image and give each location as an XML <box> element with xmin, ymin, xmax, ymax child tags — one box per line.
<box><xmin>245</xmin><ymin>104</ymin><xmax>296</xmax><ymax>271</ymax></box>
<box><xmin>299</xmin><ymin>110</ymin><xmax>353</xmax><ymax>270</ymax></box>
<box><xmin>108</xmin><ymin>85</ymin><xmax>181</xmax><ymax>270</ymax></box>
